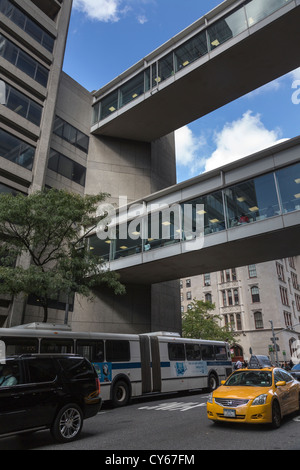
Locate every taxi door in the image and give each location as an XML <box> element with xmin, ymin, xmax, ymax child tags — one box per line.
<box><xmin>274</xmin><ymin>369</ymin><xmax>296</xmax><ymax>415</ymax></box>
<box><xmin>279</xmin><ymin>369</ymin><xmax>300</xmax><ymax>413</ymax></box>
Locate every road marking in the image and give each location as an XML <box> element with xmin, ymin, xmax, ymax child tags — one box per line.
<box><xmin>293</xmin><ymin>416</ymin><xmax>300</xmax><ymax>422</ymax></box>
<box><xmin>139</xmin><ymin>401</ymin><xmax>207</xmax><ymax>412</ymax></box>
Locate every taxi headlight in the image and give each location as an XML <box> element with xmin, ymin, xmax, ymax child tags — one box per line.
<box><xmin>252</xmin><ymin>394</ymin><xmax>268</xmax><ymax>406</ymax></box>
<box><xmin>207</xmin><ymin>393</ymin><xmax>213</xmax><ymax>404</ymax></box>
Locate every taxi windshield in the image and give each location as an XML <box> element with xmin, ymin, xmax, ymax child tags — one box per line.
<box><xmin>226</xmin><ymin>370</ymin><xmax>272</xmax><ymax>387</ymax></box>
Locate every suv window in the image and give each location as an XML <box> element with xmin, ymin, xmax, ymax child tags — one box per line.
<box><xmin>26</xmin><ymin>358</ymin><xmax>57</xmax><ymax>383</ymax></box>
<box><xmin>0</xmin><ymin>359</ymin><xmax>22</xmax><ymax>387</ymax></box>
<box><xmin>58</xmin><ymin>357</ymin><xmax>95</xmax><ymax>380</ymax></box>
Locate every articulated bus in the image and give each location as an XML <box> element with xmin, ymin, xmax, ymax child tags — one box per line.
<box><xmin>0</xmin><ymin>324</ymin><xmax>232</xmax><ymax>406</ymax></box>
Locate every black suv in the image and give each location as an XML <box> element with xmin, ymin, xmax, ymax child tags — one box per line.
<box><xmin>0</xmin><ymin>354</ymin><xmax>102</xmax><ymax>443</ymax></box>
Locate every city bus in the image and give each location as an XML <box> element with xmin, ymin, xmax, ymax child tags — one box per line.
<box><xmin>0</xmin><ymin>324</ymin><xmax>232</xmax><ymax>406</ymax></box>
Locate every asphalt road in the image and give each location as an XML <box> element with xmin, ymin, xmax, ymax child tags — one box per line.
<box><xmin>1</xmin><ymin>391</ymin><xmax>300</xmax><ymax>452</ymax></box>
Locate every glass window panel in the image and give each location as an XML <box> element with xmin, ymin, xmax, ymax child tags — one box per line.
<box><xmin>152</xmin><ymin>63</ymin><xmax>158</xmax><ymax>87</ymax></box>
<box><xmin>92</xmin><ymin>102</ymin><xmax>100</xmax><ymax>124</ymax></box>
<box><xmin>76</xmin><ymin>131</ymin><xmax>89</xmax><ymax>153</ymax></box>
<box><xmin>53</xmin><ymin>116</ymin><xmax>64</xmax><ymax>137</ymax></box>
<box><xmin>16</xmin><ymin>50</ymin><xmax>36</xmax><ymax>79</ymax></box>
<box><xmin>145</xmin><ymin>206</ymin><xmax>181</xmax><ymax>251</ymax></box>
<box><xmin>48</xmin><ymin>150</ymin><xmax>59</xmax><ymax>172</ymax></box>
<box><xmin>6</xmin><ymin>86</ymin><xmax>29</xmax><ymax>120</ymax></box>
<box><xmin>27</xmin><ymin>100</ymin><xmax>42</xmax><ymax>126</ymax></box>
<box><xmin>168</xmin><ymin>343</ymin><xmax>185</xmax><ymax>361</ymax></box>
<box><xmin>40</xmin><ymin>338</ymin><xmax>74</xmax><ymax>354</ymax></box>
<box><xmin>58</xmin><ymin>154</ymin><xmax>73</xmax><ymax>180</ymax></box>
<box><xmin>245</xmin><ymin>0</ymin><xmax>291</xmax><ymax>27</ymax></box>
<box><xmin>224</xmin><ymin>173</ymin><xmax>279</xmax><ymax>227</ymax></box>
<box><xmin>72</xmin><ymin>161</ymin><xmax>86</xmax><ymax>186</ymax></box>
<box><xmin>89</xmin><ymin>234</ymin><xmax>110</xmax><ymax>261</ymax></box>
<box><xmin>0</xmin><ymin>129</ymin><xmax>21</xmax><ymax>163</ymax></box>
<box><xmin>186</xmin><ymin>343</ymin><xmax>202</xmax><ymax>361</ymax></box>
<box><xmin>35</xmin><ymin>64</ymin><xmax>48</xmax><ymax>87</ymax></box>
<box><xmin>18</xmin><ymin>142</ymin><xmax>35</xmax><ymax>170</ymax></box>
<box><xmin>112</xmin><ymin>222</ymin><xmax>143</xmax><ymax>260</ymax></box>
<box><xmin>25</xmin><ymin>18</ymin><xmax>43</xmax><ymax>44</ymax></box>
<box><xmin>175</xmin><ymin>31</ymin><xmax>208</xmax><ymax>72</ymax></box>
<box><xmin>9</xmin><ymin>5</ymin><xmax>26</xmax><ymax>30</ymax></box>
<box><xmin>119</xmin><ymin>72</ymin><xmax>144</xmax><ymax>108</ymax></box>
<box><xmin>106</xmin><ymin>340</ymin><xmax>130</xmax><ymax>362</ymax></box>
<box><xmin>0</xmin><ymin>129</ymin><xmax>35</xmax><ymax>169</ymax></box>
<box><xmin>144</xmin><ymin>67</ymin><xmax>151</xmax><ymax>92</ymax></box>
<box><xmin>41</xmin><ymin>33</ymin><xmax>55</xmax><ymax>53</ymax></box>
<box><xmin>100</xmin><ymin>90</ymin><xmax>118</xmax><ymax>120</ymax></box>
<box><xmin>76</xmin><ymin>340</ymin><xmax>104</xmax><ymax>362</ymax></box>
<box><xmin>0</xmin><ymin>0</ymin><xmax>9</xmax><ymax>15</ymax></box>
<box><xmin>157</xmin><ymin>52</ymin><xmax>174</xmax><ymax>83</ymax></box>
<box><xmin>0</xmin><ymin>35</ymin><xmax>18</xmax><ymax>65</ymax></box>
<box><xmin>208</xmin><ymin>7</ymin><xmax>247</xmax><ymax>50</ymax></box>
<box><xmin>276</xmin><ymin>163</ymin><xmax>300</xmax><ymax>213</ymax></box>
<box><xmin>184</xmin><ymin>190</ymin><xmax>225</xmax><ymax>236</ymax></box>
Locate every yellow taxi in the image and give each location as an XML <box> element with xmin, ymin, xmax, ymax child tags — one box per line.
<box><xmin>207</xmin><ymin>356</ymin><xmax>300</xmax><ymax>428</ymax></box>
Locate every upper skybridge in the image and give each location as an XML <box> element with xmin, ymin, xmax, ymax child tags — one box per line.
<box><xmin>91</xmin><ymin>0</ymin><xmax>300</xmax><ymax>142</ymax></box>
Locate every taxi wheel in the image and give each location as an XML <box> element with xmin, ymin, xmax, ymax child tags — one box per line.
<box><xmin>271</xmin><ymin>400</ymin><xmax>281</xmax><ymax>429</ymax></box>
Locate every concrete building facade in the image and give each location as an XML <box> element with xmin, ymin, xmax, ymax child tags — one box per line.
<box><xmin>1</xmin><ymin>0</ymin><xmax>299</xmax><ymax>336</ymax></box>
<box><xmin>0</xmin><ymin>0</ymin><xmax>181</xmax><ymax>333</ymax></box>
<box><xmin>181</xmin><ymin>257</ymin><xmax>300</xmax><ymax>362</ymax></box>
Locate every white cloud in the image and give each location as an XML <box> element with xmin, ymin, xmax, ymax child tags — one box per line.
<box><xmin>175</xmin><ymin>126</ymin><xmax>206</xmax><ymax>175</ymax></box>
<box><xmin>73</xmin><ymin>0</ymin><xmax>122</xmax><ymax>22</ymax></box>
<box><xmin>204</xmin><ymin>111</ymin><xmax>288</xmax><ymax>172</ymax></box>
<box><xmin>72</xmin><ymin>0</ymin><xmax>151</xmax><ymax>23</ymax></box>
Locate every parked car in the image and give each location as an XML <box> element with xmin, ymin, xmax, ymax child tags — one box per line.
<box><xmin>290</xmin><ymin>363</ymin><xmax>300</xmax><ymax>382</ymax></box>
<box><xmin>0</xmin><ymin>354</ymin><xmax>102</xmax><ymax>442</ymax></box>
<box><xmin>207</xmin><ymin>361</ymin><xmax>300</xmax><ymax>428</ymax></box>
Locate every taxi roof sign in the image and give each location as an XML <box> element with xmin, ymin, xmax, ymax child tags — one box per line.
<box><xmin>248</xmin><ymin>355</ymin><xmax>272</xmax><ymax>369</ymax></box>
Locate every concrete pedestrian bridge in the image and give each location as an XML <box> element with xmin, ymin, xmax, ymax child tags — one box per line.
<box><xmin>91</xmin><ymin>0</ymin><xmax>300</xmax><ymax>142</ymax></box>
<box><xmin>88</xmin><ymin>137</ymin><xmax>300</xmax><ymax>284</ymax></box>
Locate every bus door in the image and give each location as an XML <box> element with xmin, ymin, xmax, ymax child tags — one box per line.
<box><xmin>150</xmin><ymin>336</ymin><xmax>161</xmax><ymax>393</ymax></box>
<box><xmin>139</xmin><ymin>335</ymin><xmax>151</xmax><ymax>393</ymax></box>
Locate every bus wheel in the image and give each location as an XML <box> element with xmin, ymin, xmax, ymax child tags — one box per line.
<box><xmin>208</xmin><ymin>373</ymin><xmax>218</xmax><ymax>392</ymax></box>
<box><xmin>112</xmin><ymin>380</ymin><xmax>130</xmax><ymax>407</ymax></box>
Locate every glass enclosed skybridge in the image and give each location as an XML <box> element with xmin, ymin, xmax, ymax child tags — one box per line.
<box><xmin>87</xmin><ymin>136</ymin><xmax>300</xmax><ymax>284</ymax></box>
<box><xmin>91</xmin><ymin>0</ymin><xmax>300</xmax><ymax>142</ymax></box>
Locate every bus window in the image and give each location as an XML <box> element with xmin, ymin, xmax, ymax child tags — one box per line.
<box><xmin>76</xmin><ymin>340</ymin><xmax>104</xmax><ymax>362</ymax></box>
<box><xmin>201</xmin><ymin>344</ymin><xmax>214</xmax><ymax>360</ymax></box>
<box><xmin>186</xmin><ymin>343</ymin><xmax>201</xmax><ymax>361</ymax></box>
<box><xmin>168</xmin><ymin>343</ymin><xmax>185</xmax><ymax>361</ymax></box>
<box><xmin>40</xmin><ymin>338</ymin><xmax>74</xmax><ymax>354</ymax></box>
<box><xmin>106</xmin><ymin>340</ymin><xmax>130</xmax><ymax>362</ymax></box>
<box><xmin>1</xmin><ymin>337</ymin><xmax>38</xmax><ymax>355</ymax></box>
<box><xmin>214</xmin><ymin>345</ymin><xmax>227</xmax><ymax>360</ymax></box>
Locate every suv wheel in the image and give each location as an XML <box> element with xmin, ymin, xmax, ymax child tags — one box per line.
<box><xmin>51</xmin><ymin>404</ymin><xmax>83</xmax><ymax>443</ymax></box>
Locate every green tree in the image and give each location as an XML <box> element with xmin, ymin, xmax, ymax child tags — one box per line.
<box><xmin>182</xmin><ymin>299</ymin><xmax>236</xmax><ymax>343</ymax></box>
<box><xmin>0</xmin><ymin>189</ymin><xmax>125</xmax><ymax>323</ymax></box>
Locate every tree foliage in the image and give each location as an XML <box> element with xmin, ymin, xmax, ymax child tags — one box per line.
<box><xmin>0</xmin><ymin>189</ymin><xmax>125</xmax><ymax>323</ymax></box>
<box><xmin>182</xmin><ymin>299</ymin><xmax>236</xmax><ymax>343</ymax></box>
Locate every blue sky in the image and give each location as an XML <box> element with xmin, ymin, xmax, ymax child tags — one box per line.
<box><xmin>63</xmin><ymin>0</ymin><xmax>300</xmax><ymax>183</ymax></box>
